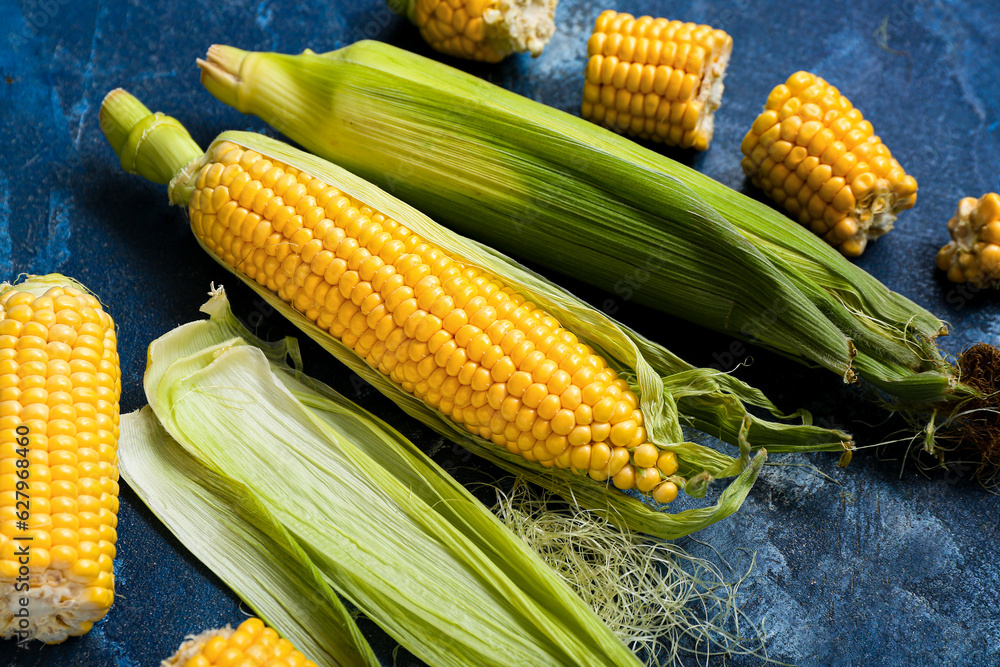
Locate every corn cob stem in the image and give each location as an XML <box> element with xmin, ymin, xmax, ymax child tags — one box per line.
<box><xmin>100</xmin><ymin>90</ymin><xmax>202</xmax><ymax>188</ymax></box>
<box><xmin>0</xmin><ymin>275</ymin><xmax>120</xmax><ymax>643</ymax></box>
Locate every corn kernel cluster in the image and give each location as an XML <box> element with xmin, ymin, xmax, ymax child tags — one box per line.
<box><xmin>741</xmin><ymin>71</ymin><xmax>918</xmax><ymax>256</ymax></box>
<box><xmin>936</xmin><ymin>193</ymin><xmax>1000</xmax><ymax>288</ymax></box>
<box><xmin>582</xmin><ymin>10</ymin><xmax>732</xmax><ymax>150</ymax></box>
<box><xmin>164</xmin><ymin>618</ymin><xmax>317</xmax><ymax>667</ymax></box>
<box><xmin>410</xmin><ymin>0</ymin><xmax>556</xmax><ymax>63</ymax></box>
<box><xmin>0</xmin><ymin>284</ymin><xmax>120</xmax><ymax>642</ymax></box>
<box><xmin>188</xmin><ymin>140</ymin><xmax>680</xmax><ymax>503</ymax></box>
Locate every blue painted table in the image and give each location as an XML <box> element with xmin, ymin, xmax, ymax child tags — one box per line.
<box><xmin>1</xmin><ymin>0</ymin><xmax>998</xmax><ymax>665</ymax></box>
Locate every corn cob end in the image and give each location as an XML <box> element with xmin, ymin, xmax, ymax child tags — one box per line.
<box><xmin>937</xmin><ymin>193</ymin><xmax>1000</xmax><ymax>287</ymax></box>
<box><xmin>582</xmin><ymin>10</ymin><xmax>732</xmax><ymax>150</ymax></box>
<box><xmin>162</xmin><ymin>618</ymin><xmax>318</xmax><ymax>667</ymax></box>
<box><xmin>404</xmin><ymin>0</ymin><xmax>559</xmax><ymax>62</ymax></box>
<box><xmin>741</xmin><ymin>71</ymin><xmax>917</xmax><ymax>256</ymax></box>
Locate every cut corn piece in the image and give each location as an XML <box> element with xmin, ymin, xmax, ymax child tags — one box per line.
<box><xmin>0</xmin><ymin>275</ymin><xmax>120</xmax><ymax>643</ymax></box>
<box><xmin>582</xmin><ymin>10</ymin><xmax>731</xmax><ymax>150</ymax></box>
<box><xmin>161</xmin><ymin>617</ymin><xmax>318</xmax><ymax>667</ymax></box>
<box><xmin>937</xmin><ymin>193</ymin><xmax>1000</xmax><ymax>287</ymax></box>
<box><xmin>395</xmin><ymin>0</ymin><xmax>559</xmax><ymax>62</ymax></box>
<box><xmin>741</xmin><ymin>71</ymin><xmax>917</xmax><ymax>256</ymax></box>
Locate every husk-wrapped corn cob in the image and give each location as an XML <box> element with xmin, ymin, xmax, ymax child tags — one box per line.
<box><xmin>162</xmin><ymin>618</ymin><xmax>318</xmax><ymax>667</ymax></box>
<box><xmin>937</xmin><ymin>193</ymin><xmax>1000</xmax><ymax>288</ymax></box>
<box><xmin>194</xmin><ymin>42</ymin><xmax>1000</xmax><ymax>459</ymax></box>
<box><xmin>392</xmin><ymin>0</ymin><xmax>558</xmax><ymax>62</ymax></box>
<box><xmin>582</xmin><ymin>10</ymin><xmax>731</xmax><ymax>150</ymax></box>
<box><xmin>0</xmin><ymin>275</ymin><xmax>120</xmax><ymax>643</ymax></box>
<box><xmin>741</xmin><ymin>72</ymin><xmax>918</xmax><ymax>257</ymax></box>
<box><xmin>100</xmin><ymin>89</ymin><xmax>850</xmax><ymax>534</ymax></box>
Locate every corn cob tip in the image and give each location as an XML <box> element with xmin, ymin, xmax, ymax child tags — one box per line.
<box><xmin>161</xmin><ymin>618</ymin><xmax>318</xmax><ymax>667</ymax></box>
<box><xmin>98</xmin><ymin>89</ymin><xmax>203</xmax><ymax>199</ymax></box>
<box><xmin>937</xmin><ymin>193</ymin><xmax>1000</xmax><ymax>288</ymax></box>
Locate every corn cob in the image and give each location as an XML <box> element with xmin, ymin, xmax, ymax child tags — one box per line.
<box><xmin>99</xmin><ymin>90</ymin><xmax>712</xmax><ymax>501</ymax></box>
<box><xmin>582</xmin><ymin>10</ymin><xmax>731</xmax><ymax>150</ymax></box>
<box><xmin>195</xmin><ymin>42</ymin><xmax>971</xmax><ymax>413</ymax></box>
<box><xmin>162</xmin><ymin>618</ymin><xmax>318</xmax><ymax>667</ymax></box>
<box><xmin>741</xmin><ymin>72</ymin><xmax>918</xmax><ymax>256</ymax></box>
<box><xmin>936</xmin><ymin>193</ymin><xmax>1000</xmax><ymax>288</ymax></box>
<box><xmin>393</xmin><ymin>0</ymin><xmax>558</xmax><ymax>62</ymax></box>
<box><xmin>0</xmin><ymin>276</ymin><xmax>120</xmax><ymax>643</ymax></box>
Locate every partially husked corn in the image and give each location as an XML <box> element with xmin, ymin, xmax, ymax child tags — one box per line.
<box><xmin>741</xmin><ymin>72</ymin><xmax>917</xmax><ymax>256</ymax></box>
<box><xmin>0</xmin><ymin>280</ymin><xmax>120</xmax><ymax>643</ymax></box>
<box><xmin>582</xmin><ymin>10</ymin><xmax>732</xmax><ymax>150</ymax></box>
<box><xmin>402</xmin><ymin>0</ymin><xmax>558</xmax><ymax>62</ymax></box>
<box><xmin>161</xmin><ymin>617</ymin><xmax>317</xmax><ymax>667</ymax></box>
<box><xmin>937</xmin><ymin>193</ymin><xmax>1000</xmax><ymax>287</ymax></box>
<box><xmin>188</xmin><ymin>139</ymin><xmax>679</xmax><ymax>497</ymax></box>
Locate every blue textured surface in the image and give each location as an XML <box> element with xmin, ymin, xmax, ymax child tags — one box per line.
<box><xmin>1</xmin><ymin>0</ymin><xmax>999</xmax><ymax>665</ymax></box>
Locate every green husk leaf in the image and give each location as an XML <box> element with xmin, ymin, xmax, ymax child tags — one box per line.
<box><xmin>119</xmin><ymin>407</ymin><xmax>379</xmax><ymax>667</ymax></box>
<box><xmin>137</xmin><ymin>288</ymin><xmax>643</xmax><ymax>667</ymax></box>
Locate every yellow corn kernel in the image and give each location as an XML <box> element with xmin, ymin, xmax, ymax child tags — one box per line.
<box><xmin>163</xmin><ymin>618</ymin><xmax>318</xmax><ymax>667</ymax></box>
<box><xmin>186</xmin><ymin>140</ymin><xmax>676</xmax><ymax>501</ymax></box>
<box><xmin>581</xmin><ymin>10</ymin><xmax>732</xmax><ymax>150</ymax></box>
<box><xmin>652</xmin><ymin>481</ymin><xmax>679</xmax><ymax>504</ymax></box>
<box><xmin>405</xmin><ymin>0</ymin><xmax>558</xmax><ymax>63</ymax></box>
<box><xmin>937</xmin><ymin>193</ymin><xmax>1000</xmax><ymax>288</ymax></box>
<box><xmin>741</xmin><ymin>71</ymin><xmax>916</xmax><ymax>256</ymax></box>
<box><xmin>0</xmin><ymin>279</ymin><xmax>120</xmax><ymax>644</ymax></box>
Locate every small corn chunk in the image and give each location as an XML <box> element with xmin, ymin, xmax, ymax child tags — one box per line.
<box><xmin>936</xmin><ymin>193</ymin><xmax>1000</xmax><ymax>288</ymax></box>
<box><xmin>403</xmin><ymin>0</ymin><xmax>558</xmax><ymax>63</ymax></box>
<box><xmin>741</xmin><ymin>71</ymin><xmax>917</xmax><ymax>256</ymax></box>
<box><xmin>161</xmin><ymin>618</ymin><xmax>318</xmax><ymax>667</ymax></box>
<box><xmin>581</xmin><ymin>10</ymin><xmax>732</xmax><ymax>150</ymax></box>
<box><xmin>188</xmin><ymin>139</ymin><xmax>672</xmax><ymax>498</ymax></box>
<box><xmin>0</xmin><ymin>279</ymin><xmax>120</xmax><ymax>643</ymax></box>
